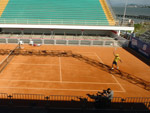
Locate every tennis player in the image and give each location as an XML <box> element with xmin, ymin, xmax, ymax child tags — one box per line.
<box><xmin>111</xmin><ymin>52</ymin><xmax>122</xmax><ymax>70</ymax></box>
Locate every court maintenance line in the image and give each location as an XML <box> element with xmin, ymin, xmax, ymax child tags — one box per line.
<box><xmin>0</xmin><ymin>79</ymin><xmax>118</xmax><ymax>85</ymax></box>
<box><xmin>95</xmin><ymin>53</ymin><xmax>126</xmax><ymax>92</ymax></box>
<box><xmin>75</xmin><ymin>52</ymin><xmax>96</xmax><ymax>54</ymax></box>
<box><xmin>75</xmin><ymin>52</ymin><xmax>98</xmax><ymax>56</ymax></box>
<box><xmin>61</xmin><ymin>63</ymin><xmax>90</xmax><ymax>66</ymax></box>
<box><xmin>59</xmin><ymin>57</ymin><xmax>62</xmax><ymax>82</ymax></box>
<box><xmin>0</xmin><ymin>87</ymin><xmax>125</xmax><ymax>92</ymax></box>
<box><xmin>10</xmin><ymin>63</ymin><xmax>59</xmax><ymax>66</ymax></box>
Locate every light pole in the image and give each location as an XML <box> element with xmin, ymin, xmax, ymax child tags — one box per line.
<box><xmin>122</xmin><ymin>0</ymin><xmax>128</xmax><ymax>25</ymax></box>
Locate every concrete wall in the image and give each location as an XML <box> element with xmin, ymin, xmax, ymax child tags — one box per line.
<box><xmin>0</xmin><ymin>38</ymin><xmax>118</xmax><ymax>47</ymax></box>
<box><xmin>1</xmin><ymin>28</ymin><xmax>112</xmax><ymax>36</ymax></box>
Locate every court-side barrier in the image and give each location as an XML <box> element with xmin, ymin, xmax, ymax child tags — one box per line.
<box><xmin>0</xmin><ymin>38</ymin><xmax>118</xmax><ymax>46</ymax></box>
<box><xmin>129</xmin><ymin>37</ymin><xmax>150</xmax><ymax>58</ymax></box>
<box><xmin>0</xmin><ymin>93</ymin><xmax>83</xmax><ymax>101</ymax></box>
<box><xmin>0</xmin><ymin>93</ymin><xmax>149</xmax><ymax>110</ymax></box>
<box><xmin>117</xmin><ymin>37</ymin><xmax>130</xmax><ymax>47</ymax></box>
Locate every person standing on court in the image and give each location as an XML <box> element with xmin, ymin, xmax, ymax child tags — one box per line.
<box><xmin>111</xmin><ymin>52</ymin><xmax>122</xmax><ymax>70</ymax></box>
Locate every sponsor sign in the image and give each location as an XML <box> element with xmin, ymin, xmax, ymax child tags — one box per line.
<box><xmin>130</xmin><ymin>37</ymin><xmax>150</xmax><ymax>58</ymax></box>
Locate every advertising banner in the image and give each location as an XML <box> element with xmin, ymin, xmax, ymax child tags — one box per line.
<box><xmin>130</xmin><ymin>37</ymin><xmax>150</xmax><ymax>58</ymax></box>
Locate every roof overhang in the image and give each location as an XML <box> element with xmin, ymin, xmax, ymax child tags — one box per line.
<box><xmin>0</xmin><ymin>24</ymin><xmax>134</xmax><ymax>31</ymax></box>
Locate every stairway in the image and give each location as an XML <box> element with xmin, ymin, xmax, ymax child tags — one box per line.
<box><xmin>99</xmin><ymin>0</ymin><xmax>115</xmax><ymax>25</ymax></box>
<box><xmin>0</xmin><ymin>0</ymin><xmax>9</xmax><ymax>17</ymax></box>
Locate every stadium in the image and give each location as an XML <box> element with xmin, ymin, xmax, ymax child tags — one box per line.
<box><xmin>0</xmin><ymin>0</ymin><xmax>150</xmax><ymax>112</ymax></box>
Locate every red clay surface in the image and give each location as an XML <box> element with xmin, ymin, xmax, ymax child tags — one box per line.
<box><xmin>0</xmin><ymin>44</ymin><xmax>17</xmax><ymax>63</ymax></box>
<box><xmin>0</xmin><ymin>44</ymin><xmax>150</xmax><ymax>98</ymax></box>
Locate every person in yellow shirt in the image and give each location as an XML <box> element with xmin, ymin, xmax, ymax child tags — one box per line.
<box><xmin>111</xmin><ymin>52</ymin><xmax>122</xmax><ymax>70</ymax></box>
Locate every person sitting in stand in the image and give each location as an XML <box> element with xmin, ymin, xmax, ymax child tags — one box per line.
<box><xmin>106</xmin><ymin>88</ymin><xmax>114</xmax><ymax>107</ymax></box>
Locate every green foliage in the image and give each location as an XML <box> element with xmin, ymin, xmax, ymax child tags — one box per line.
<box><xmin>134</xmin><ymin>22</ymin><xmax>150</xmax><ymax>36</ymax></box>
<box><xmin>134</xmin><ymin>24</ymin><xmax>142</xmax><ymax>32</ymax></box>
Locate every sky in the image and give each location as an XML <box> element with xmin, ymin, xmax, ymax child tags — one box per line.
<box><xmin>109</xmin><ymin>0</ymin><xmax>150</xmax><ymax>6</ymax></box>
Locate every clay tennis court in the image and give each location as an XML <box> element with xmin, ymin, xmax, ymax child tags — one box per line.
<box><xmin>0</xmin><ymin>44</ymin><xmax>150</xmax><ymax>98</ymax></box>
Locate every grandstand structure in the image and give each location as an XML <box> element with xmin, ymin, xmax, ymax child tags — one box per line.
<box><xmin>0</xmin><ymin>0</ymin><xmax>134</xmax><ymax>46</ymax></box>
<box><xmin>138</xmin><ymin>30</ymin><xmax>150</xmax><ymax>44</ymax></box>
<box><xmin>0</xmin><ymin>1</ymin><xmax>150</xmax><ymax>112</ymax></box>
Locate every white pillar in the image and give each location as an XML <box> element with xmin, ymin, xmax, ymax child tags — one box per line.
<box><xmin>42</xmin><ymin>39</ymin><xmax>44</xmax><ymax>45</ymax></box>
<box><xmin>51</xmin><ymin>29</ymin><xmax>53</xmax><ymax>35</ymax></box>
<box><xmin>117</xmin><ymin>30</ymin><xmax>121</xmax><ymax>36</ymax></box>
<box><xmin>54</xmin><ymin>40</ymin><xmax>56</xmax><ymax>45</ymax></box>
<box><xmin>81</xmin><ymin>30</ymin><xmax>84</xmax><ymax>36</ymax></box>
<box><xmin>91</xmin><ymin>40</ymin><xmax>93</xmax><ymax>46</ymax></box>
<box><xmin>6</xmin><ymin>38</ymin><xmax>8</xmax><ymax>44</ymax></box>
<box><xmin>66</xmin><ymin>40</ymin><xmax>68</xmax><ymax>45</ymax></box>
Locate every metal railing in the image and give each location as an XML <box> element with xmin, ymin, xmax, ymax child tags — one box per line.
<box><xmin>0</xmin><ymin>93</ymin><xmax>149</xmax><ymax>110</ymax></box>
<box><xmin>0</xmin><ymin>93</ymin><xmax>83</xmax><ymax>101</ymax></box>
<box><xmin>0</xmin><ymin>38</ymin><xmax>118</xmax><ymax>47</ymax></box>
<box><xmin>0</xmin><ymin>18</ymin><xmax>114</xmax><ymax>26</ymax></box>
<box><xmin>0</xmin><ymin>18</ymin><xmax>134</xmax><ymax>26</ymax></box>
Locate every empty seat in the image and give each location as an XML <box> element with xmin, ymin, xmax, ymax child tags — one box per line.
<box><xmin>0</xmin><ymin>0</ymin><xmax>110</xmax><ymax>26</ymax></box>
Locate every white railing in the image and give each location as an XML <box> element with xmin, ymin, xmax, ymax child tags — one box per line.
<box><xmin>0</xmin><ymin>18</ymin><xmax>134</xmax><ymax>27</ymax></box>
<box><xmin>0</xmin><ymin>18</ymin><xmax>118</xmax><ymax>26</ymax></box>
<box><xmin>0</xmin><ymin>37</ymin><xmax>118</xmax><ymax>47</ymax></box>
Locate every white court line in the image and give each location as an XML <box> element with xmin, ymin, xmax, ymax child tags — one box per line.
<box><xmin>10</xmin><ymin>63</ymin><xmax>59</xmax><ymax>66</ymax></box>
<box><xmin>94</xmin><ymin>53</ymin><xmax>126</xmax><ymax>92</ymax></box>
<box><xmin>0</xmin><ymin>79</ymin><xmax>118</xmax><ymax>85</ymax></box>
<box><xmin>59</xmin><ymin>57</ymin><xmax>62</xmax><ymax>82</ymax></box>
<box><xmin>111</xmin><ymin>74</ymin><xmax>126</xmax><ymax>92</ymax></box>
<box><xmin>0</xmin><ymin>87</ymin><xmax>125</xmax><ymax>92</ymax></box>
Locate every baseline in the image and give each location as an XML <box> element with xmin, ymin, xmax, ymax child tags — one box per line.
<box><xmin>0</xmin><ymin>79</ymin><xmax>118</xmax><ymax>85</ymax></box>
<box><xmin>10</xmin><ymin>63</ymin><xmax>59</xmax><ymax>66</ymax></box>
<box><xmin>0</xmin><ymin>86</ymin><xmax>125</xmax><ymax>92</ymax></box>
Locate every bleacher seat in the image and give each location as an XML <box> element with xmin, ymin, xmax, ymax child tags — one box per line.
<box><xmin>0</xmin><ymin>0</ymin><xmax>114</xmax><ymax>26</ymax></box>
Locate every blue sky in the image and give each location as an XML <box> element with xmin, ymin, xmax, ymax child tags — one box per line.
<box><xmin>109</xmin><ymin>0</ymin><xmax>150</xmax><ymax>6</ymax></box>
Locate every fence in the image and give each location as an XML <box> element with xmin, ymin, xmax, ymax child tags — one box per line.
<box><xmin>117</xmin><ymin>36</ymin><xmax>130</xmax><ymax>47</ymax></box>
<box><xmin>0</xmin><ymin>93</ymin><xmax>83</xmax><ymax>101</ymax></box>
<box><xmin>0</xmin><ymin>18</ymin><xmax>133</xmax><ymax>27</ymax></box>
<box><xmin>0</xmin><ymin>18</ymin><xmax>115</xmax><ymax>26</ymax></box>
<box><xmin>0</xmin><ymin>93</ymin><xmax>149</xmax><ymax>110</ymax></box>
<box><xmin>0</xmin><ymin>38</ymin><xmax>118</xmax><ymax>47</ymax></box>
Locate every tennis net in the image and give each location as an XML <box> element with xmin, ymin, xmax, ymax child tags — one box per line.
<box><xmin>0</xmin><ymin>45</ymin><xmax>19</xmax><ymax>73</ymax></box>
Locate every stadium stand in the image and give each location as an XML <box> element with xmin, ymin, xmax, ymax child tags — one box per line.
<box><xmin>138</xmin><ymin>30</ymin><xmax>150</xmax><ymax>44</ymax></box>
<box><xmin>99</xmin><ymin>0</ymin><xmax>115</xmax><ymax>25</ymax></box>
<box><xmin>0</xmin><ymin>0</ymin><xmax>115</xmax><ymax>26</ymax></box>
<box><xmin>0</xmin><ymin>0</ymin><xmax>9</xmax><ymax>17</ymax></box>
